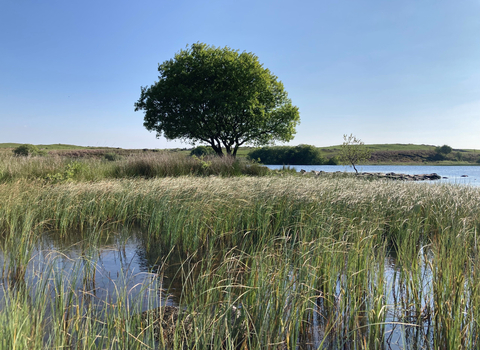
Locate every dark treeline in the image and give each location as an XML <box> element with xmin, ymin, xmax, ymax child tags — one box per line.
<box><xmin>248</xmin><ymin>145</ymin><xmax>338</xmax><ymax>165</ymax></box>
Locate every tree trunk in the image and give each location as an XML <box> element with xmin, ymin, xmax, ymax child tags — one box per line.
<box><xmin>352</xmin><ymin>163</ymin><xmax>358</xmax><ymax>174</ymax></box>
<box><xmin>232</xmin><ymin>146</ymin><xmax>239</xmax><ymax>158</ymax></box>
<box><xmin>210</xmin><ymin>143</ymin><xmax>224</xmax><ymax>157</ymax></box>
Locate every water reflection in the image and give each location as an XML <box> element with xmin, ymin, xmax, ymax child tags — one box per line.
<box><xmin>0</xmin><ymin>230</ymin><xmax>457</xmax><ymax>349</ymax></box>
<box><xmin>0</xmin><ymin>231</ymin><xmax>178</xmax><ymax>315</ymax></box>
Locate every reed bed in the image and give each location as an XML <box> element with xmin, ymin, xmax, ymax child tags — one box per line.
<box><xmin>1</xmin><ymin>176</ymin><xmax>480</xmax><ymax>348</ymax></box>
<box><xmin>1</xmin><ymin>176</ymin><xmax>479</xmax><ymax>245</ymax></box>
<box><xmin>0</xmin><ymin>152</ymin><xmax>268</xmax><ymax>182</ymax></box>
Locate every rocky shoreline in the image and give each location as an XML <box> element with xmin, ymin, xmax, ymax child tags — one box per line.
<box><xmin>300</xmin><ymin>169</ymin><xmax>442</xmax><ymax>181</ymax></box>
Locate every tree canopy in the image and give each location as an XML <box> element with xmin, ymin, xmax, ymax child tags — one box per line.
<box><xmin>135</xmin><ymin>43</ymin><xmax>300</xmax><ymax>157</ymax></box>
<box><xmin>435</xmin><ymin>144</ymin><xmax>453</xmax><ymax>155</ymax></box>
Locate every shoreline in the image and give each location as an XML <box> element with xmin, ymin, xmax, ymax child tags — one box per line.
<box><xmin>299</xmin><ymin>169</ymin><xmax>442</xmax><ymax>181</ymax></box>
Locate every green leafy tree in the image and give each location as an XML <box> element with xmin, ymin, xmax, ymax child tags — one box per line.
<box><xmin>435</xmin><ymin>145</ymin><xmax>452</xmax><ymax>155</ymax></box>
<box><xmin>339</xmin><ymin>134</ymin><xmax>371</xmax><ymax>174</ymax></box>
<box><xmin>135</xmin><ymin>43</ymin><xmax>300</xmax><ymax>157</ymax></box>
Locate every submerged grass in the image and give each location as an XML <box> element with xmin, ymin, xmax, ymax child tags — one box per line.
<box><xmin>1</xmin><ymin>175</ymin><xmax>480</xmax><ymax>348</ymax></box>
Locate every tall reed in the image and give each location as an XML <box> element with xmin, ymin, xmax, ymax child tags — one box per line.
<box><xmin>0</xmin><ymin>152</ymin><xmax>268</xmax><ymax>182</ymax></box>
<box><xmin>1</xmin><ymin>176</ymin><xmax>480</xmax><ymax>348</ymax></box>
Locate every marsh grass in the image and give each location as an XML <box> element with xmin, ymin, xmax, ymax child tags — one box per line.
<box><xmin>0</xmin><ymin>245</ymin><xmax>164</xmax><ymax>350</ymax></box>
<box><xmin>1</xmin><ymin>176</ymin><xmax>480</xmax><ymax>348</ymax></box>
<box><xmin>0</xmin><ymin>152</ymin><xmax>268</xmax><ymax>183</ymax></box>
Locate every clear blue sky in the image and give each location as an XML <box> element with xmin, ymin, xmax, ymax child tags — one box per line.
<box><xmin>1</xmin><ymin>0</ymin><xmax>479</xmax><ymax>149</ymax></box>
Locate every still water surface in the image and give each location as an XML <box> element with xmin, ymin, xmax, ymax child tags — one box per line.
<box><xmin>267</xmin><ymin>164</ymin><xmax>480</xmax><ymax>186</ymax></box>
<box><xmin>0</xmin><ymin>232</ymin><xmax>179</xmax><ymax>310</ymax></box>
<box><xmin>0</xmin><ymin>230</ymin><xmax>433</xmax><ymax>349</ymax></box>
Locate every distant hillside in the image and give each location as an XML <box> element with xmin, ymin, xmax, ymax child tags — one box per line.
<box><xmin>319</xmin><ymin>143</ymin><xmax>435</xmax><ymax>156</ymax></box>
<box><xmin>247</xmin><ymin>143</ymin><xmax>480</xmax><ymax>165</ymax></box>
<box><xmin>0</xmin><ymin>143</ymin><xmax>121</xmax><ymax>158</ymax></box>
<box><xmin>319</xmin><ymin>144</ymin><xmax>480</xmax><ymax>164</ymax></box>
<box><xmin>0</xmin><ymin>143</ymin><xmax>94</xmax><ymax>150</ymax></box>
<box><xmin>2</xmin><ymin>143</ymin><xmax>479</xmax><ymax>165</ymax></box>
<box><xmin>0</xmin><ymin>143</ymin><xmax>178</xmax><ymax>158</ymax></box>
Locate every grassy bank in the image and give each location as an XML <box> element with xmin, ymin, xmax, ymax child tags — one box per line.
<box><xmin>0</xmin><ymin>152</ymin><xmax>268</xmax><ymax>182</ymax></box>
<box><xmin>1</xmin><ymin>175</ymin><xmax>480</xmax><ymax>348</ymax></box>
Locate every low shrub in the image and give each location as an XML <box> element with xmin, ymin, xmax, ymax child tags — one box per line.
<box><xmin>109</xmin><ymin>153</ymin><xmax>269</xmax><ymax>178</ymax></box>
<box><xmin>104</xmin><ymin>152</ymin><xmax>123</xmax><ymax>161</ymax></box>
<box><xmin>190</xmin><ymin>146</ymin><xmax>215</xmax><ymax>157</ymax></box>
<box><xmin>45</xmin><ymin>161</ymin><xmax>88</xmax><ymax>183</ymax></box>
<box><xmin>13</xmin><ymin>144</ymin><xmax>45</xmax><ymax>157</ymax></box>
<box><xmin>248</xmin><ymin>144</ymin><xmax>325</xmax><ymax>165</ymax></box>
<box><xmin>326</xmin><ymin>156</ymin><xmax>339</xmax><ymax>165</ymax></box>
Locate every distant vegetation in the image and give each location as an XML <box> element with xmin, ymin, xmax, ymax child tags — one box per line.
<box><xmin>0</xmin><ymin>151</ymin><xmax>268</xmax><ymax>182</ymax></box>
<box><xmin>12</xmin><ymin>144</ymin><xmax>46</xmax><ymax>157</ymax></box>
<box><xmin>1</xmin><ymin>143</ymin><xmax>479</xmax><ymax>165</ymax></box>
<box><xmin>247</xmin><ymin>144</ymin><xmax>336</xmax><ymax>165</ymax></box>
<box><xmin>0</xmin><ymin>143</ymin><xmax>105</xmax><ymax>150</ymax></box>
<box><xmin>435</xmin><ymin>144</ymin><xmax>453</xmax><ymax>155</ymax></box>
<box><xmin>190</xmin><ymin>145</ymin><xmax>215</xmax><ymax>157</ymax></box>
<box><xmin>247</xmin><ymin>143</ymin><xmax>480</xmax><ymax>166</ymax></box>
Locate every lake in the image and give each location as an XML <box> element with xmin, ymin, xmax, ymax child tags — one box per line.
<box><xmin>267</xmin><ymin>164</ymin><xmax>480</xmax><ymax>186</ymax></box>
